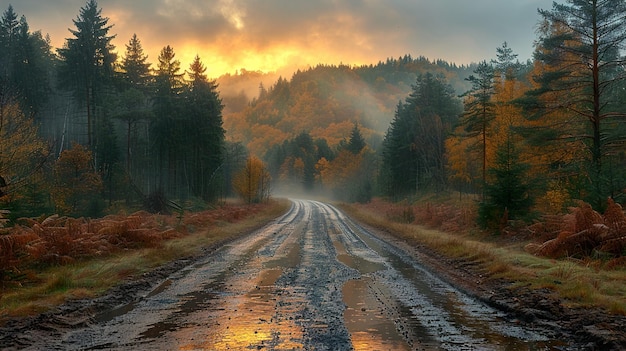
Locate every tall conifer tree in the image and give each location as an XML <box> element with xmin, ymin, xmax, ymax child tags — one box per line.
<box><xmin>522</xmin><ymin>0</ymin><xmax>626</xmax><ymax>207</ymax></box>
<box><xmin>121</xmin><ymin>34</ymin><xmax>151</xmax><ymax>89</ymax></box>
<box><xmin>183</xmin><ymin>55</ymin><xmax>225</xmax><ymax>200</ymax></box>
<box><xmin>460</xmin><ymin>61</ymin><xmax>496</xmax><ymax>196</ymax></box>
<box><xmin>57</xmin><ymin>0</ymin><xmax>116</xmax><ymax>147</ymax></box>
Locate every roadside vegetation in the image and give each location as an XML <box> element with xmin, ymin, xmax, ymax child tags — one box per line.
<box><xmin>341</xmin><ymin>196</ymin><xmax>626</xmax><ymax>315</ymax></box>
<box><xmin>0</xmin><ymin>199</ymin><xmax>289</xmax><ymax>322</ymax></box>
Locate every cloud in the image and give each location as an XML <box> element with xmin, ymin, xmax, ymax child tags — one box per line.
<box><xmin>6</xmin><ymin>0</ymin><xmax>553</xmax><ymax>76</ymax></box>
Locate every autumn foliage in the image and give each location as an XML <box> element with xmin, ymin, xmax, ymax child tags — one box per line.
<box><xmin>525</xmin><ymin>199</ymin><xmax>626</xmax><ymax>265</ymax></box>
<box><xmin>354</xmin><ymin>198</ymin><xmax>476</xmax><ymax>233</ymax></box>
<box><xmin>51</xmin><ymin>143</ymin><xmax>103</xmax><ymax>216</ymax></box>
<box><xmin>0</xmin><ymin>203</ymin><xmax>267</xmax><ymax>284</ymax></box>
<box><xmin>232</xmin><ymin>156</ymin><xmax>271</xmax><ymax>203</ymax></box>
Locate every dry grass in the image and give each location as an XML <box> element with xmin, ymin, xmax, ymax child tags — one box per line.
<box><xmin>0</xmin><ymin>199</ymin><xmax>290</xmax><ymax>321</ymax></box>
<box><xmin>341</xmin><ymin>199</ymin><xmax>626</xmax><ymax>315</ymax></box>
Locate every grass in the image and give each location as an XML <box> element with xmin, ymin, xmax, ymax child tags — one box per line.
<box><xmin>0</xmin><ymin>199</ymin><xmax>290</xmax><ymax>322</ymax></box>
<box><xmin>340</xmin><ymin>201</ymin><xmax>626</xmax><ymax>315</ymax></box>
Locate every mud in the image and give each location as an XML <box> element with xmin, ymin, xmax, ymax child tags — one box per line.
<box><xmin>1</xmin><ymin>199</ymin><xmax>624</xmax><ymax>350</ymax></box>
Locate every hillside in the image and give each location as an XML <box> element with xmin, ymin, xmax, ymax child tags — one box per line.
<box><xmin>219</xmin><ymin>55</ymin><xmax>474</xmax><ymax>156</ymax></box>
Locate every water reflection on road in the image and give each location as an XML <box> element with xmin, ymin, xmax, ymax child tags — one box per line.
<box><xmin>57</xmin><ymin>199</ymin><xmax>565</xmax><ymax>350</ymax></box>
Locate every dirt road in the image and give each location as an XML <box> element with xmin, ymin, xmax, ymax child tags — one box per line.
<box><xmin>5</xmin><ymin>200</ymin><xmax>568</xmax><ymax>350</ymax></box>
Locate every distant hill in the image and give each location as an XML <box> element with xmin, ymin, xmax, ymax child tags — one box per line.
<box><xmin>218</xmin><ymin>55</ymin><xmax>475</xmax><ymax>156</ymax></box>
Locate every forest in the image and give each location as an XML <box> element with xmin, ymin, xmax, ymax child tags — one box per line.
<box><xmin>1</xmin><ymin>0</ymin><xmax>626</xmax><ymax>263</ymax></box>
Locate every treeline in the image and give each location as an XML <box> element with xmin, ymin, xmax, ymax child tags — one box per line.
<box><xmin>223</xmin><ymin>56</ymin><xmax>475</xmax><ymax>156</ymax></box>
<box><xmin>0</xmin><ymin>1</ymin><xmax>233</xmax><ymax>221</ymax></box>
<box><xmin>222</xmin><ymin>56</ymin><xmax>476</xmax><ymax>202</ymax></box>
<box><xmin>2</xmin><ymin>0</ymin><xmax>625</xmax><ymax>233</ymax></box>
<box><xmin>264</xmin><ymin>124</ymin><xmax>374</xmax><ymax>202</ymax></box>
<box><xmin>383</xmin><ymin>1</ymin><xmax>626</xmax><ymax>228</ymax></box>
<box><xmin>231</xmin><ymin>1</ymin><xmax>626</xmax><ymax>230</ymax></box>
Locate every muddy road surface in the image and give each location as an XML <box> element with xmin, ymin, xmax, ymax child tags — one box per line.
<box><xmin>6</xmin><ymin>200</ymin><xmax>569</xmax><ymax>350</ymax></box>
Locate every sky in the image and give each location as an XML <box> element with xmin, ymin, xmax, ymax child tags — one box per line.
<box><xmin>4</xmin><ymin>0</ymin><xmax>554</xmax><ymax>78</ymax></box>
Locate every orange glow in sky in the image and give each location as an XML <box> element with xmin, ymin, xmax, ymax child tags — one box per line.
<box><xmin>9</xmin><ymin>0</ymin><xmax>553</xmax><ymax>78</ymax></box>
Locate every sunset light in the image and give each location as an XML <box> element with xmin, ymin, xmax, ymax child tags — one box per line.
<box><xmin>13</xmin><ymin>0</ymin><xmax>551</xmax><ymax>77</ymax></box>
<box><xmin>3</xmin><ymin>1</ymin><xmax>625</xmax><ymax>350</ymax></box>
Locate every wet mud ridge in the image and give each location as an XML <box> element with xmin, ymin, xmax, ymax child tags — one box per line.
<box><xmin>1</xmin><ymin>200</ymin><xmax>623</xmax><ymax>350</ymax></box>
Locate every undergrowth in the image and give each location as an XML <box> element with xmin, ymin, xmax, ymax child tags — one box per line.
<box><xmin>525</xmin><ymin>198</ymin><xmax>626</xmax><ymax>266</ymax></box>
<box><xmin>0</xmin><ymin>199</ymin><xmax>289</xmax><ymax>321</ymax></box>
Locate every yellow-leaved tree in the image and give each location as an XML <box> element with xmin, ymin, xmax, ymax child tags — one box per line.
<box><xmin>52</xmin><ymin>143</ymin><xmax>103</xmax><ymax>216</ymax></box>
<box><xmin>233</xmin><ymin>156</ymin><xmax>271</xmax><ymax>203</ymax></box>
<box><xmin>0</xmin><ymin>100</ymin><xmax>50</xmax><ymax>221</ymax></box>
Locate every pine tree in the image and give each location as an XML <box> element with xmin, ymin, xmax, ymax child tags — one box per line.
<box><xmin>155</xmin><ymin>45</ymin><xmax>184</xmax><ymax>95</ymax></box>
<box><xmin>57</xmin><ymin>0</ymin><xmax>117</xmax><ymax>147</ymax></box>
<box><xmin>478</xmin><ymin>139</ymin><xmax>533</xmax><ymax>230</ymax></box>
<box><xmin>522</xmin><ymin>0</ymin><xmax>626</xmax><ymax>208</ymax></box>
<box><xmin>0</xmin><ymin>5</ymin><xmax>19</xmax><ymax>81</ymax></box>
<box><xmin>120</xmin><ymin>34</ymin><xmax>151</xmax><ymax>89</ymax></box>
<box><xmin>182</xmin><ymin>55</ymin><xmax>225</xmax><ymax>200</ymax></box>
<box><xmin>460</xmin><ymin>61</ymin><xmax>496</xmax><ymax>197</ymax></box>
<box><xmin>492</xmin><ymin>42</ymin><xmax>520</xmax><ymax>82</ymax></box>
<box><xmin>381</xmin><ymin>73</ymin><xmax>461</xmax><ymax>197</ymax></box>
<box><xmin>113</xmin><ymin>34</ymin><xmax>152</xmax><ymax>192</ymax></box>
<box><xmin>151</xmin><ymin>45</ymin><xmax>184</xmax><ymax>194</ymax></box>
<box><xmin>346</xmin><ymin>122</ymin><xmax>366</xmax><ymax>154</ymax></box>
<box><xmin>0</xmin><ymin>6</ymin><xmax>52</xmax><ymax>117</ymax></box>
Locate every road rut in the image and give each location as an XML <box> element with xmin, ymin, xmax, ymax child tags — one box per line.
<box><xmin>8</xmin><ymin>200</ymin><xmax>566</xmax><ymax>350</ymax></box>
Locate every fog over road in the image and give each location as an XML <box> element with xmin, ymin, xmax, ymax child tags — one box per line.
<box><xmin>34</xmin><ymin>200</ymin><xmax>563</xmax><ymax>350</ymax></box>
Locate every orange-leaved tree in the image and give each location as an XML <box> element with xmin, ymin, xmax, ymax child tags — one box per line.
<box><xmin>51</xmin><ymin>143</ymin><xmax>103</xmax><ymax>216</ymax></box>
<box><xmin>233</xmin><ymin>156</ymin><xmax>271</xmax><ymax>204</ymax></box>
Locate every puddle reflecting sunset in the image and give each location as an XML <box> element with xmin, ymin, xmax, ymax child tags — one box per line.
<box><xmin>46</xmin><ymin>201</ymin><xmax>569</xmax><ymax>350</ymax></box>
<box><xmin>343</xmin><ymin>278</ymin><xmax>411</xmax><ymax>351</ymax></box>
<box><xmin>175</xmin><ymin>268</ymin><xmax>305</xmax><ymax>350</ymax></box>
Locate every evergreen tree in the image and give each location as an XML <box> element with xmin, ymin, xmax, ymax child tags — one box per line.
<box><xmin>460</xmin><ymin>61</ymin><xmax>496</xmax><ymax>196</ymax></box>
<box><xmin>293</xmin><ymin>132</ymin><xmax>316</xmax><ymax>190</ymax></box>
<box><xmin>522</xmin><ymin>0</ymin><xmax>626</xmax><ymax>208</ymax></box>
<box><xmin>111</xmin><ymin>87</ymin><xmax>152</xmax><ymax>179</ymax></box>
<box><xmin>120</xmin><ymin>33</ymin><xmax>151</xmax><ymax>89</ymax></box>
<box><xmin>381</xmin><ymin>101</ymin><xmax>418</xmax><ymax>197</ymax></box>
<box><xmin>478</xmin><ymin>139</ymin><xmax>533</xmax><ymax>229</ymax></box>
<box><xmin>492</xmin><ymin>42</ymin><xmax>520</xmax><ymax>82</ymax></box>
<box><xmin>182</xmin><ymin>55</ymin><xmax>225</xmax><ymax>200</ymax></box>
<box><xmin>1</xmin><ymin>6</ymin><xmax>52</xmax><ymax>117</ymax></box>
<box><xmin>57</xmin><ymin>0</ymin><xmax>116</xmax><ymax>147</ymax></box>
<box><xmin>151</xmin><ymin>45</ymin><xmax>184</xmax><ymax>194</ymax></box>
<box><xmin>116</xmin><ymin>34</ymin><xmax>152</xmax><ymax>193</ymax></box>
<box><xmin>381</xmin><ymin>73</ymin><xmax>461</xmax><ymax>197</ymax></box>
<box><xmin>0</xmin><ymin>5</ymin><xmax>19</xmax><ymax>80</ymax></box>
<box><xmin>346</xmin><ymin>122</ymin><xmax>366</xmax><ymax>154</ymax></box>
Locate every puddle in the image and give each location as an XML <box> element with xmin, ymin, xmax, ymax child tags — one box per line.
<box><xmin>347</xmin><ymin>222</ymin><xmax>568</xmax><ymax>350</ymax></box>
<box><xmin>343</xmin><ymin>278</ymin><xmax>412</xmax><ymax>351</ymax></box>
<box><xmin>265</xmin><ymin>235</ymin><xmax>301</xmax><ymax>270</ymax></box>
<box><xmin>95</xmin><ymin>301</ymin><xmax>138</xmax><ymax>324</ymax></box>
<box><xmin>146</xmin><ymin>279</ymin><xmax>173</xmax><ymax>298</ymax></box>
<box><xmin>337</xmin><ymin>253</ymin><xmax>386</xmax><ymax>274</ymax></box>
<box><xmin>95</xmin><ymin>279</ymin><xmax>173</xmax><ymax>323</ymax></box>
<box><xmin>175</xmin><ymin>268</ymin><xmax>305</xmax><ymax>350</ymax></box>
<box><xmin>140</xmin><ymin>215</ymin><xmax>307</xmax><ymax>350</ymax></box>
<box><xmin>332</xmin><ymin>228</ymin><xmax>385</xmax><ymax>274</ymax></box>
<box><xmin>65</xmin><ymin>201</ymin><xmax>573</xmax><ymax>350</ymax></box>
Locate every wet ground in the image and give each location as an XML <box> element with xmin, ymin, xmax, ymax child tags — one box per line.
<box><xmin>1</xmin><ymin>200</ymin><xmax>595</xmax><ymax>350</ymax></box>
